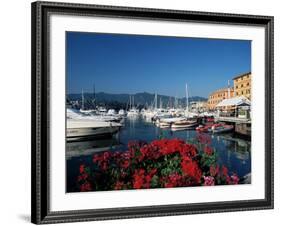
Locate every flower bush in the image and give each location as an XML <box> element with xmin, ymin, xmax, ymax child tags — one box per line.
<box><xmin>76</xmin><ymin>134</ymin><xmax>239</xmax><ymax>192</ymax></box>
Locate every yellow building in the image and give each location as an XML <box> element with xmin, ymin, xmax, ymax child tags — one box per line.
<box><xmin>233</xmin><ymin>72</ymin><xmax>251</xmax><ymax>100</ymax></box>
<box><xmin>207</xmin><ymin>87</ymin><xmax>234</xmax><ymax>110</ymax></box>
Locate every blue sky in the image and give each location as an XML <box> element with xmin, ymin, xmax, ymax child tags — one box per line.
<box><xmin>66</xmin><ymin>32</ymin><xmax>251</xmax><ymax>98</ymax></box>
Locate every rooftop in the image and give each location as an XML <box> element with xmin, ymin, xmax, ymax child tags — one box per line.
<box><xmin>232</xmin><ymin>72</ymin><xmax>251</xmax><ymax>80</ymax></box>
<box><xmin>209</xmin><ymin>87</ymin><xmax>234</xmax><ymax>96</ymax></box>
<box><xmin>216</xmin><ymin>95</ymin><xmax>251</xmax><ymax>107</ymax></box>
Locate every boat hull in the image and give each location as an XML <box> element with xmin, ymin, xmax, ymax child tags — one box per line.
<box><xmin>171</xmin><ymin>122</ymin><xmax>198</xmax><ymax>131</ymax></box>
<box><xmin>67</xmin><ymin>120</ymin><xmax>122</xmax><ymax>141</ymax></box>
<box><xmin>212</xmin><ymin>126</ymin><xmax>234</xmax><ymax>134</ymax></box>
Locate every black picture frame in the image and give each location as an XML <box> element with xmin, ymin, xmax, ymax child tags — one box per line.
<box><xmin>31</xmin><ymin>1</ymin><xmax>274</xmax><ymax>224</ymax></box>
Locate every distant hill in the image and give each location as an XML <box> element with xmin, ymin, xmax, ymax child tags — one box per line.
<box><xmin>68</xmin><ymin>92</ymin><xmax>207</xmax><ymax>109</ymax></box>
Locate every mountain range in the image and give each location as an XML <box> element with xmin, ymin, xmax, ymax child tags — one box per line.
<box><xmin>68</xmin><ymin>92</ymin><xmax>207</xmax><ymax>108</ymax></box>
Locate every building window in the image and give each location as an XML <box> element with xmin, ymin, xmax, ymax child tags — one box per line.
<box><xmin>247</xmin><ymin>82</ymin><xmax>250</xmax><ymax>86</ymax></box>
<box><xmin>236</xmin><ymin>85</ymin><xmax>238</xmax><ymax>89</ymax></box>
<box><xmin>241</xmin><ymin>84</ymin><xmax>243</xmax><ymax>88</ymax></box>
<box><xmin>241</xmin><ymin>91</ymin><xmax>244</xmax><ymax>94</ymax></box>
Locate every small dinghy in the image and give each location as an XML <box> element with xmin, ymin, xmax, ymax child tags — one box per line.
<box><xmin>196</xmin><ymin>124</ymin><xmax>212</xmax><ymax>133</ymax></box>
<box><xmin>171</xmin><ymin>119</ymin><xmax>198</xmax><ymax>131</ymax></box>
<box><xmin>211</xmin><ymin>124</ymin><xmax>234</xmax><ymax>133</ymax></box>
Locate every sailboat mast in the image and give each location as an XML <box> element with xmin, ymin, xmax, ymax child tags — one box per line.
<box><xmin>175</xmin><ymin>96</ymin><xmax>177</xmax><ymax>108</ymax></box>
<box><xmin>155</xmin><ymin>93</ymin><xmax>157</xmax><ymax>109</ymax></box>
<box><xmin>81</xmin><ymin>88</ymin><xmax>84</xmax><ymax>110</ymax></box>
<box><xmin>132</xmin><ymin>95</ymin><xmax>134</xmax><ymax>108</ymax></box>
<box><xmin>93</xmin><ymin>84</ymin><xmax>96</xmax><ymax>107</ymax></box>
<box><xmin>186</xmin><ymin>83</ymin><xmax>189</xmax><ymax>112</ymax></box>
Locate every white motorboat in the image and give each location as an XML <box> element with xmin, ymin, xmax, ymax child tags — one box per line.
<box><xmin>168</xmin><ymin>108</ymin><xmax>185</xmax><ymax>117</ymax></box>
<box><xmin>158</xmin><ymin>121</ymin><xmax>171</xmax><ymax>128</ymax></box>
<box><xmin>199</xmin><ymin>111</ymin><xmax>216</xmax><ymax>117</ymax></box>
<box><xmin>142</xmin><ymin>109</ymin><xmax>156</xmax><ymax>118</ymax></box>
<box><xmin>185</xmin><ymin>111</ymin><xmax>199</xmax><ymax>118</ymax></box>
<box><xmin>67</xmin><ymin>108</ymin><xmax>122</xmax><ymax>123</ymax></box>
<box><xmin>171</xmin><ymin>119</ymin><xmax>198</xmax><ymax>131</ymax></box>
<box><xmin>118</xmin><ymin>109</ymin><xmax>126</xmax><ymax>116</ymax></box>
<box><xmin>79</xmin><ymin>109</ymin><xmax>96</xmax><ymax>114</ymax></box>
<box><xmin>127</xmin><ymin>95</ymin><xmax>139</xmax><ymax>117</ymax></box>
<box><xmin>67</xmin><ymin>119</ymin><xmax>122</xmax><ymax>141</ymax></box>
<box><xmin>127</xmin><ymin>108</ymin><xmax>139</xmax><ymax>117</ymax></box>
<box><xmin>107</xmin><ymin>109</ymin><xmax>116</xmax><ymax>115</ymax></box>
<box><xmin>160</xmin><ymin>117</ymin><xmax>186</xmax><ymax>123</ymax></box>
<box><xmin>97</xmin><ymin>106</ymin><xmax>107</xmax><ymax>115</ymax></box>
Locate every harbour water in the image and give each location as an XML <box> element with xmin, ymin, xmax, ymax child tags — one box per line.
<box><xmin>66</xmin><ymin>116</ymin><xmax>251</xmax><ymax>192</ymax></box>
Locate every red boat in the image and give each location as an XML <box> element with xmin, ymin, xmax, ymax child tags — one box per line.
<box><xmin>211</xmin><ymin>124</ymin><xmax>234</xmax><ymax>133</ymax></box>
<box><xmin>196</xmin><ymin>124</ymin><xmax>212</xmax><ymax>132</ymax></box>
<box><xmin>206</xmin><ymin>117</ymin><xmax>215</xmax><ymax>123</ymax></box>
<box><xmin>196</xmin><ymin>123</ymin><xmax>226</xmax><ymax>133</ymax></box>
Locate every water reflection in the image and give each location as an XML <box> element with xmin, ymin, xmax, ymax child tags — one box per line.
<box><xmin>217</xmin><ymin>133</ymin><xmax>251</xmax><ymax>163</ymax></box>
<box><xmin>66</xmin><ymin>116</ymin><xmax>251</xmax><ymax>191</ymax></box>
<box><xmin>66</xmin><ymin>136</ymin><xmax>121</xmax><ymax>160</ymax></box>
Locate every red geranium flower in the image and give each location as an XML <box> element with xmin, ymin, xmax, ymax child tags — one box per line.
<box><xmin>79</xmin><ymin>164</ymin><xmax>85</xmax><ymax>174</ymax></box>
<box><xmin>221</xmin><ymin>165</ymin><xmax>228</xmax><ymax>177</ymax></box>
<box><xmin>114</xmin><ymin>181</ymin><xmax>124</xmax><ymax>190</ymax></box>
<box><xmin>204</xmin><ymin>146</ymin><xmax>213</xmax><ymax>155</ymax></box>
<box><xmin>210</xmin><ymin>165</ymin><xmax>219</xmax><ymax>177</ymax></box>
<box><xmin>80</xmin><ymin>181</ymin><xmax>92</xmax><ymax>192</ymax></box>
<box><xmin>181</xmin><ymin>158</ymin><xmax>202</xmax><ymax>184</ymax></box>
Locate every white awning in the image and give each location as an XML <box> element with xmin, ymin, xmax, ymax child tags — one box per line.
<box><xmin>216</xmin><ymin>96</ymin><xmax>251</xmax><ymax>107</ymax></box>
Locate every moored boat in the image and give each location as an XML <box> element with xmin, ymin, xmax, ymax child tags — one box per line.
<box><xmin>67</xmin><ymin>108</ymin><xmax>123</xmax><ymax>123</ymax></box>
<box><xmin>196</xmin><ymin>124</ymin><xmax>212</xmax><ymax>133</ymax></box>
<box><xmin>67</xmin><ymin>119</ymin><xmax>122</xmax><ymax>141</ymax></box>
<box><xmin>160</xmin><ymin>117</ymin><xmax>186</xmax><ymax>124</ymax></box>
<box><xmin>211</xmin><ymin>124</ymin><xmax>234</xmax><ymax>133</ymax></box>
<box><xmin>107</xmin><ymin>109</ymin><xmax>116</xmax><ymax>115</ymax></box>
<box><xmin>171</xmin><ymin>119</ymin><xmax>198</xmax><ymax>130</ymax></box>
<box><xmin>118</xmin><ymin>109</ymin><xmax>126</xmax><ymax>116</ymax></box>
<box><xmin>127</xmin><ymin>108</ymin><xmax>139</xmax><ymax>117</ymax></box>
<box><xmin>158</xmin><ymin>121</ymin><xmax>171</xmax><ymax>128</ymax></box>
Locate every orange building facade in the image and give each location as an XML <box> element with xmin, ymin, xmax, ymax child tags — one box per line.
<box><xmin>233</xmin><ymin>72</ymin><xmax>251</xmax><ymax>100</ymax></box>
<box><xmin>207</xmin><ymin>87</ymin><xmax>234</xmax><ymax>110</ymax></box>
